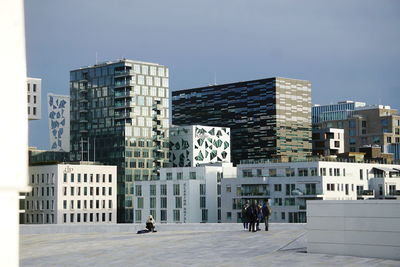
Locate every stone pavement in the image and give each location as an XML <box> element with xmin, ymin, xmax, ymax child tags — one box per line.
<box><xmin>20</xmin><ymin>224</ymin><xmax>400</xmax><ymax>267</ymax></box>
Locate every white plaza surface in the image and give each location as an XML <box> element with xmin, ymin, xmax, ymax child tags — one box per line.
<box><xmin>20</xmin><ymin>224</ymin><xmax>400</xmax><ymax>267</ymax></box>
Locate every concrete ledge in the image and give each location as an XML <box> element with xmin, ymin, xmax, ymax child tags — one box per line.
<box><xmin>20</xmin><ymin>223</ymin><xmax>304</xmax><ymax>235</ymax></box>
<box><xmin>307</xmin><ymin>200</ymin><xmax>400</xmax><ymax>260</ymax></box>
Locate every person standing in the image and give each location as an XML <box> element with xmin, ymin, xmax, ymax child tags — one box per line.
<box><xmin>241</xmin><ymin>201</ymin><xmax>249</xmax><ymax>230</ymax></box>
<box><xmin>262</xmin><ymin>202</ymin><xmax>272</xmax><ymax>231</ymax></box>
<box><xmin>247</xmin><ymin>200</ymin><xmax>258</xmax><ymax>232</ymax></box>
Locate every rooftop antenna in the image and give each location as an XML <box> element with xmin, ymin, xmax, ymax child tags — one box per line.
<box><xmin>214</xmin><ymin>72</ymin><xmax>217</xmax><ymax>85</ymax></box>
<box><xmin>95</xmin><ymin>52</ymin><xmax>98</xmax><ymax>65</ymax></box>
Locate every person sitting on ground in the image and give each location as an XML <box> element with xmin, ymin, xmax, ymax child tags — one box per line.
<box><xmin>146</xmin><ymin>215</ymin><xmax>156</xmax><ymax>232</ymax></box>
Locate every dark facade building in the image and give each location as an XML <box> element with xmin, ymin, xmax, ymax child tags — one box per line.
<box><xmin>172</xmin><ymin>77</ymin><xmax>312</xmax><ymax>165</ymax></box>
<box><xmin>70</xmin><ymin>59</ymin><xmax>170</xmax><ymax>222</ymax></box>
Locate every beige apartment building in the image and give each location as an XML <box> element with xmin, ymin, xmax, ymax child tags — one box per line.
<box><xmin>318</xmin><ymin>105</ymin><xmax>400</xmax><ymax>153</ymax></box>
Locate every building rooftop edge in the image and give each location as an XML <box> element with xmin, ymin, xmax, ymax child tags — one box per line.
<box><xmin>172</xmin><ymin>77</ymin><xmax>310</xmax><ymax>93</ymax></box>
<box><xmin>70</xmin><ymin>59</ymin><xmax>166</xmax><ymax>72</ymax></box>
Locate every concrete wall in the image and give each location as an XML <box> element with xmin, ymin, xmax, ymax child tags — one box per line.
<box><xmin>307</xmin><ymin>200</ymin><xmax>400</xmax><ymax>260</ymax></box>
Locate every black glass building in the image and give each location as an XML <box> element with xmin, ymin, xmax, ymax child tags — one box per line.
<box><xmin>172</xmin><ymin>77</ymin><xmax>312</xmax><ymax>165</ymax></box>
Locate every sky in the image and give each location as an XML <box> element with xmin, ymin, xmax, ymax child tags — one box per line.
<box><xmin>25</xmin><ymin>0</ymin><xmax>400</xmax><ymax>149</ymax></box>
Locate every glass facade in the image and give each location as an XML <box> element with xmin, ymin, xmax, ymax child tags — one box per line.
<box><xmin>172</xmin><ymin>77</ymin><xmax>312</xmax><ymax>164</ymax></box>
<box><xmin>312</xmin><ymin>101</ymin><xmax>366</xmax><ymax>125</ymax></box>
<box><xmin>70</xmin><ymin>59</ymin><xmax>169</xmax><ymax>222</ymax></box>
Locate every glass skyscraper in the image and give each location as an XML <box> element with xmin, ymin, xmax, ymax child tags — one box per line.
<box><xmin>172</xmin><ymin>77</ymin><xmax>312</xmax><ymax>164</ymax></box>
<box><xmin>70</xmin><ymin>59</ymin><xmax>170</xmax><ymax>222</ymax></box>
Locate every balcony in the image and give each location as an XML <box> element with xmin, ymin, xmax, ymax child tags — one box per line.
<box><xmin>114</xmin><ymin>112</ymin><xmax>134</xmax><ymax>119</ymax></box>
<box><xmin>114</xmin><ymin>80</ymin><xmax>135</xmax><ymax>88</ymax></box>
<box><xmin>357</xmin><ymin>190</ymin><xmax>374</xmax><ymax>196</ymax></box>
<box><xmin>114</xmin><ymin>91</ymin><xmax>136</xmax><ymax>99</ymax></box>
<box><xmin>240</xmin><ymin>191</ymin><xmax>270</xmax><ymax>197</ymax></box>
<box><xmin>114</xmin><ymin>70</ymin><xmax>135</xmax><ymax>77</ymax></box>
<box><xmin>114</xmin><ymin>102</ymin><xmax>135</xmax><ymax>109</ymax></box>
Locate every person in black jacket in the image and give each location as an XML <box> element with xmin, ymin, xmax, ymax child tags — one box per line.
<box><xmin>247</xmin><ymin>200</ymin><xmax>258</xmax><ymax>232</ymax></box>
<box><xmin>262</xmin><ymin>202</ymin><xmax>272</xmax><ymax>231</ymax></box>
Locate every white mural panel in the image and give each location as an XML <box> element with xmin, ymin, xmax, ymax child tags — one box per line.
<box><xmin>48</xmin><ymin>94</ymin><xmax>70</xmax><ymax>152</ymax></box>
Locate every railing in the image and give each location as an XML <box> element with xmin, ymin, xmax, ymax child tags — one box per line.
<box><xmin>241</xmin><ymin>191</ymin><xmax>270</xmax><ymax>196</ymax></box>
<box><xmin>114</xmin><ymin>102</ymin><xmax>134</xmax><ymax>108</ymax></box>
<box><xmin>114</xmin><ymin>80</ymin><xmax>135</xmax><ymax>87</ymax></box>
<box><xmin>240</xmin><ymin>157</ymin><xmax>400</xmax><ymax>165</ymax></box>
<box><xmin>114</xmin><ymin>91</ymin><xmax>135</xmax><ymax>98</ymax></box>
<box><xmin>357</xmin><ymin>190</ymin><xmax>374</xmax><ymax>196</ymax></box>
<box><xmin>114</xmin><ymin>70</ymin><xmax>134</xmax><ymax>77</ymax></box>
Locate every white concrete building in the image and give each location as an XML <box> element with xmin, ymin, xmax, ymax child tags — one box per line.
<box><xmin>312</xmin><ymin>128</ymin><xmax>344</xmax><ymax>156</ymax></box>
<box><xmin>48</xmin><ymin>94</ymin><xmax>70</xmax><ymax>151</ymax></box>
<box><xmin>27</xmin><ymin>77</ymin><xmax>41</xmax><ymax>120</ymax></box>
<box><xmin>221</xmin><ymin>160</ymin><xmax>400</xmax><ymax>223</ymax></box>
<box><xmin>170</xmin><ymin>125</ymin><xmax>231</xmax><ymax>167</ymax></box>
<box><xmin>368</xmin><ymin>167</ymin><xmax>400</xmax><ymax>199</ymax></box>
<box><xmin>24</xmin><ymin>163</ymin><xmax>117</xmax><ymax>224</ymax></box>
<box><xmin>132</xmin><ymin>162</ymin><xmax>236</xmax><ymax>223</ymax></box>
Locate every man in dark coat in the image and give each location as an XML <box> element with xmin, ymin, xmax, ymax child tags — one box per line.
<box><xmin>247</xmin><ymin>200</ymin><xmax>258</xmax><ymax>232</ymax></box>
<box><xmin>262</xmin><ymin>202</ymin><xmax>272</xmax><ymax>231</ymax></box>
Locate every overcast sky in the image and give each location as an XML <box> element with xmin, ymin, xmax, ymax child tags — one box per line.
<box><xmin>25</xmin><ymin>0</ymin><xmax>400</xmax><ymax>149</ymax></box>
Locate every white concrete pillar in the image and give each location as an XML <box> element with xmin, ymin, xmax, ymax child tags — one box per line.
<box><xmin>0</xmin><ymin>0</ymin><xmax>28</xmax><ymax>266</ymax></box>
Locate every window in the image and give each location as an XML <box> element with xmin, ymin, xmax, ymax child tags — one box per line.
<box><xmin>71</xmin><ymin>174</ymin><xmax>74</xmax><ymax>183</ymax></box>
<box><xmin>160</xmin><ymin>197</ymin><xmax>167</xmax><ymax>208</ymax></box>
<box><xmin>201</xmin><ymin>209</ymin><xmax>208</xmax><ymax>222</ymax></box>
<box><xmin>200</xmin><ymin>184</ymin><xmax>206</xmax><ymax>195</ymax></box>
<box><xmin>78</xmin><ymin>174</ymin><xmax>81</xmax><ymax>182</ymax></box>
<box><xmin>63</xmin><ymin>173</ymin><xmax>67</xmax><ymax>183</ymax></box>
<box><xmin>226</xmin><ymin>185</ymin><xmax>231</xmax><ymax>192</ymax></box>
<box><xmin>137</xmin><ymin>197</ymin><xmax>143</xmax><ymax>209</ymax></box>
<box><xmin>150</xmin><ymin>197</ymin><xmax>156</xmax><ymax>209</ymax></box>
<box><xmin>242</xmin><ymin>169</ymin><xmax>252</xmax><ymax>177</ymax></box>
<box><xmin>274</xmin><ymin>198</ymin><xmax>282</xmax><ymax>206</ymax></box>
<box><xmin>189</xmin><ymin>172</ymin><xmax>196</xmax><ymax>179</ymax></box>
<box><xmin>298</xmin><ymin>168</ymin><xmax>308</xmax><ymax>176</ymax></box>
<box><xmin>360</xmin><ymin>169</ymin><xmax>363</xmax><ymax>180</ymax></box>
<box><xmin>173</xmin><ymin>184</ymin><xmax>180</xmax><ymax>195</ymax></box>
<box><xmin>173</xmin><ymin>210</ymin><xmax>180</xmax><ymax>222</ymax></box>
<box><xmin>63</xmin><ymin>200</ymin><xmax>67</xmax><ymax>209</ymax></box>
<box><xmin>160</xmin><ymin>210</ymin><xmax>167</xmax><ymax>221</ymax></box>
<box><xmin>285</xmin><ymin>168</ymin><xmax>295</xmax><ymax>177</ymax></box>
<box><xmin>135</xmin><ymin>210</ymin><xmax>142</xmax><ymax>222</ymax></box>
<box><xmin>166</xmin><ymin>172</ymin><xmax>172</xmax><ymax>180</ymax></box>
<box><xmin>109</xmin><ymin>174</ymin><xmax>112</xmax><ymax>183</ymax></box>
<box><xmin>281</xmin><ymin>212</ymin><xmax>285</xmax><ymax>220</ymax></box>
<box><xmin>200</xmin><ymin>196</ymin><xmax>206</xmax><ymax>208</ymax></box>
<box><xmin>84</xmin><ymin>174</ymin><xmax>87</xmax><ymax>182</ymax></box>
<box><xmin>160</xmin><ymin>184</ymin><xmax>167</xmax><ymax>195</ymax></box>
<box><xmin>135</xmin><ymin>185</ymin><xmax>142</xmax><ymax>196</ymax></box>
<box><xmin>274</xmin><ymin>184</ymin><xmax>282</xmax><ymax>192</ymax></box>
<box><xmin>70</xmin><ymin>187</ymin><xmax>74</xmax><ymax>196</ymax></box>
<box><xmin>310</xmin><ymin>168</ymin><xmax>318</xmax><ymax>176</ymax></box>
<box><xmin>285</xmin><ymin>184</ymin><xmax>295</xmax><ymax>196</ymax></box>
<box><xmin>349</xmin><ymin>120</ymin><xmax>356</xmax><ymax>128</ymax></box>
<box><xmin>266</xmin><ymin>168</ymin><xmax>276</xmax><ymax>177</ymax></box>
<box><xmin>177</xmin><ymin>172</ymin><xmax>183</xmax><ymax>180</ymax></box>
<box><xmin>227</xmin><ymin>212</ymin><xmax>232</xmax><ymax>220</ymax></box>
<box><xmin>175</xmin><ymin>197</ymin><xmax>182</xmax><ymax>208</ymax></box>
<box><xmin>150</xmin><ymin>184</ymin><xmax>156</xmax><ymax>196</ymax></box>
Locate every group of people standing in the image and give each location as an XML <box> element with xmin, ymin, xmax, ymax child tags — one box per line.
<box><xmin>241</xmin><ymin>200</ymin><xmax>272</xmax><ymax>232</ymax></box>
